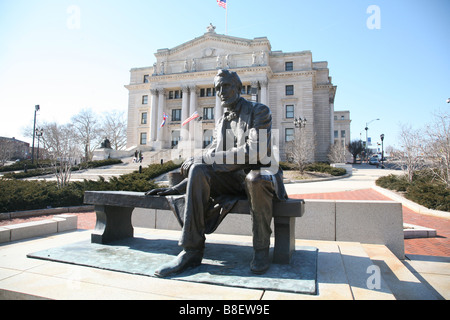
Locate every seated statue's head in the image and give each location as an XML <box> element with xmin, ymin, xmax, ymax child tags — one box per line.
<box><xmin>214</xmin><ymin>69</ymin><xmax>242</xmax><ymax>109</ymax></box>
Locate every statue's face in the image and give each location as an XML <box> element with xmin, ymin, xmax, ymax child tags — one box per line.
<box><xmin>215</xmin><ymin>76</ymin><xmax>240</xmax><ymax>108</ymax></box>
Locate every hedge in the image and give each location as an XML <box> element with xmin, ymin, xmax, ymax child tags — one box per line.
<box><xmin>305</xmin><ymin>162</ymin><xmax>347</xmax><ymax>176</ymax></box>
<box><xmin>0</xmin><ymin>160</ymin><xmax>180</xmax><ymax>213</ymax></box>
<box><xmin>376</xmin><ymin>173</ymin><xmax>450</xmax><ymax>212</ymax></box>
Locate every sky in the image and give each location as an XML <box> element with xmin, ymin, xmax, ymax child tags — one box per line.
<box><xmin>0</xmin><ymin>0</ymin><xmax>449</xmax><ymax>151</ymax></box>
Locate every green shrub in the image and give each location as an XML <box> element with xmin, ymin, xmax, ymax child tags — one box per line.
<box><xmin>0</xmin><ymin>160</ymin><xmax>180</xmax><ymax>212</ymax></box>
<box><xmin>406</xmin><ymin>182</ymin><xmax>450</xmax><ymax>212</ymax></box>
<box><xmin>279</xmin><ymin>161</ymin><xmax>298</xmax><ymax>171</ymax></box>
<box><xmin>375</xmin><ymin>174</ymin><xmax>409</xmax><ymax>192</ymax></box>
<box><xmin>305</xmin><ymin>162</ymin><xmax>346</xmax><ymax>176</ymax></box>
<box><xmin>376</xmin><ymin>172</ymin><xmax>450</xmax><ymax>212</ymax></box>
<box><xmin>2</xmin><ymin>168</ymin><xmax>54</xmax><ymax>179</ymax></box>
<box><xmin>0</xmin><ymin>160</ymin><xmax>48</xmax><ymax>172</ymax></box>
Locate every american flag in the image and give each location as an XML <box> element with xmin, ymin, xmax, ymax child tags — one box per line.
<box><xmin>160</xmin><ymin>112</ymin><xmax>168</xmax><ymax>128</ymax></box>
<box><xmin>182</xmin><ymin>111</ymin><xmax>200</xmax><ymax>126</ymax></box>
<box><xmin>217</xmin><ymin>0</ymin><xmax>226</xmax><ymax>9</ymax></box>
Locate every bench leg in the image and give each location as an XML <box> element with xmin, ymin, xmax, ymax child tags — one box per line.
<box><xmin>273</xmin><ymin>216</ymin><xmax>295</xmax><ymax>264</ymax></box>
<box><xmin>91</xmin><ymin>205</ymin><xmax>134</xmax><ymax>244</ymax></box>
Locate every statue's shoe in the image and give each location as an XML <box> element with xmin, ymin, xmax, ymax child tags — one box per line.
<box><xmin>250</xmin><ymin>248</ymin><xmax>270</xmax><ymax>274</ymax></box>
<box><xmin>154</xmin><ymin>249</ymin><xmax>203</xmax><ymax>278</ymax></box>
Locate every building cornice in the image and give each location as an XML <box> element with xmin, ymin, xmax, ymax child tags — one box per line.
<box><xmin>155</xmin><ymin>32</ymin><xmax>271</xmax><ymax>58</ymax></box>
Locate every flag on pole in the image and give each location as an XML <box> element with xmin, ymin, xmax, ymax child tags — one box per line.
<box><xmin>182</xmin><ymin>111</ymin><xmax>200</xmax><ymax>126</ymax></box>
<box><xmin>160</xmin><ymin>112</ymin><xmax>168</xmax><ymax>128</ymax></box>
<box><xmin>217</xmin><ymin>0</ymin><xmax>226</xmax><ymax>9</ymax></box>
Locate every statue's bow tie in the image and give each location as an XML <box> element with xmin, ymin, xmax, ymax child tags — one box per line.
<box><xmin>224</xmin><ymin>111</ymin><xmax>238</xmax><ymax>121</ymax></box>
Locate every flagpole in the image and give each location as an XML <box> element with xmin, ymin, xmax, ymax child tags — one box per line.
<box><xmin>225</xmin><ymin>0</ymin><xmax>228</xmax><ymax>35</ymax></box>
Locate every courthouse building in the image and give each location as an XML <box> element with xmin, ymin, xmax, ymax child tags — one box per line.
<box><xmin>125</xmin><ymin>25</ymin><xmax>349</xmax><ymax>162</ymax></box>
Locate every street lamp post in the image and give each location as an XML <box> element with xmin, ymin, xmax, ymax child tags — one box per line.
<box><xmin>31</xmin><ymin>105</ymin><xmax>40</xmax><ymax>164</ymax></box>
<box><xmin>294</xmin><ymin>117</ymin><xmax>307</xmax><ymax>128</ymax></box>
<box><xmin>365</xmin><ymin>118</ymin><xmax>380</xmax><ymax>162</ymax></box>
<box><xmin>35</xmin><ymin>128</ymin><xmax>44</xmax><ymax>164</ymax></box>
<box><xmin>380</xmin><ymin>133</ymin><xmax>385</xmax><ymax>169</ymax></box>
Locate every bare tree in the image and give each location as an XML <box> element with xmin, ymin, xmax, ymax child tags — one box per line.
<box><xmin>328</xmin><ymin>141</ymin><xmax>347</xmax><ymax>164</ymax></box>
<box><xmin>286</xmin><ymin>126</ymin><xmax>315</xmax><ymax>173</ymax></box>
<box><xmin>422</xmin><ymin>110</ymin><xmax>450</xmax><ymax>188</ymax></box>
<box><xmin>39</xmin><ymin>122</ymin><xmax>81</xmax><ymax>188</ymax></box>
<box><xmin>347</xmin><ymin>140</ymin><xmax>364</xmax><ymax>164</ymax></box>
<box><xmin>71</xmin><ymin>108</ymin><xmax>102</xmax><ymax>161</ymax></box>
<box><xmin>397</xmin><ymin>123</ymin><xmax>424</xmax><ymax>183</ymax></box>
<box><xmin>101</xmin><ymin>110</ymin><xmax>127</xmax><ymax>150</ymax></box>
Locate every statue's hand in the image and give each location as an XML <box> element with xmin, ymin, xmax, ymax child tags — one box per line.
<box><xmin>180</xmin><ymin>157</ymin><xmax>194</xmax><ymax>177</ymax></box>
<box><xmin>180</xmin><ymin>156</ymin><xmax>203</xmax><ymax>177</ymax></box>
<box><xmin>145</xmin><ymin>187</ymin><xmax>180</xmax><ymax>196</ymax></box>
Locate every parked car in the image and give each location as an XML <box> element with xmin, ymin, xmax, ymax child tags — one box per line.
<box><xmin>368</xmin><ymin>156</ymin><xmax>380</xmax><ymax>165</ymax></box>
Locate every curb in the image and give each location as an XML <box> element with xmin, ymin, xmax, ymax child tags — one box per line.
<box><xmin>283</xmin><ymin>172</ymin><xmax>351</xmax><ymax>184</ymax></box>
<box><xmin>0</xmin><ymin>205</ymin><xmax>95</xmax><ymax>221</ymax></box>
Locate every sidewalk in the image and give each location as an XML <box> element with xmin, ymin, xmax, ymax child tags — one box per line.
<box><xmin>1</xmin><ymin>163</ymin><xmax>448</xmax><ymax>300</ymax></box>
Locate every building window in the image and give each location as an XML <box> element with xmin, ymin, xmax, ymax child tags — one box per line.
<box><xmin>142</xmin><ymin>95</ymin><xmax>148</xmax><ymax>104</ymax></box>
<box><xmin>172</xmin><ymin>109</ymin><xmax>181</xmax><ymax>121</ymax></box>
<box><xmin>140</xmin><ymin>132</ymin><xmax>147</xmax><ymax>145</ymax></box>
<box><xmin>203</xmin><ymin>129</ymin><xmax>213</xmax><ymax>148</ymax></box>
<box><xmin>143</xmin><ymin>75</ymin><xmax>149</xmax><ymax>83</ymax></box>
<box><xmin>286</xmin><ymin>85</ymin><xmax>294</xmax><ymax>96</ymax></box>
<box><xmin>171</xmin><ymin>130</ymin><xmax>180</xmax><ymax>147</ymax></box>
<box><xmin>240</xmin><ymin>85</ymin><xmax>252</xmax><ymax>95</ymax></box>
<box><xmin>285</xmin><ymin>61</ymin><xmax>293</xmax><ymax>71</ymax></box>
<box><xmin>285</xmin><ymin>128</ymin><xmax>294</xmax><ymax>142</ymax></box>
<box><xmin>334</xmin><ymin>130</ymin><xmax>339</xmax><ymax>138</ymax></box>
<box><xmin>200</xmin><ymin>87</ymin><xmax>216</xmax><ymax>97</ymax></box>
<box><xmin>341</xmin><ymin>130</ymin><xmax>346</xmax><ymax>138</ymax></box>
<box><xmin>168</xmin><ymin>90</ymin><xmax>182</xmax><ymax>100</ymax></box>
<box><xmin>285</xmin><ymin>105</ymin><xmax>294</xmax><ymax>119</ymax></box>
<box><xmin>203</xmin><ymin>107</ymin><xmax>214</xmax><ymax>120</ymax></box>
<box><xmin>141</xmin><ymin>112</ymin><xmax>147</xmax><ymax>125</ymax></box>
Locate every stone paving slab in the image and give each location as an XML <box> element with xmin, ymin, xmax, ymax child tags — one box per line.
<box><xmin>27</xmin><ymin>234</ymin><xmax>318</xmax><ymax>295</ymax></box>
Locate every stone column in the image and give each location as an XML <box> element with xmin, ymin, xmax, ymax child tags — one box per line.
<box><xmin>156</xmin><ymin>88</ymin><xmax>166</xmax><ymax>143</ymax></box>
<box><xmin>215</xmin><ymin>94</ymin><xmax>222</xmax><ymax>123</ymax></box>
<box><xmin>260</xmin><ymin>80</ymin><xmax>268</xmax><ymax>105</ymax></box>
<box><xmin>188</xmin><ymin>85</ymin><xmax>197</xmax><ymax>141</ymax></box>
<box><xmin>181</xmin><ymin>86</ymin><xmax>190</xmax><ymax>142</ymax></box>
<box><xmin>150</xmin><ymin>89</ymin><xmax>158</xmax><ymax>142</ymax></box>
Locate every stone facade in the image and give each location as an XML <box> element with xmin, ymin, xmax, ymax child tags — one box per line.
<box><xmin>333</xmin><ymin>110</ymin><xmax>351</xmax><ymax>147</ymax></box>
<box><xmin>125</xmin><ymin>26</ymin><xmax>348</xmax><ymax>162</ymax></box>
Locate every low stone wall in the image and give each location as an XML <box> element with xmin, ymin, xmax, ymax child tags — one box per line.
<box><xmin>0</xmin><ymin>214</ymin><xmax>78</xmax><ymax>243</ymax></box>
<box><xmin>132</xmin><ymin>199</ymin><xmax>405</xmax><ymax>259</ymax></box>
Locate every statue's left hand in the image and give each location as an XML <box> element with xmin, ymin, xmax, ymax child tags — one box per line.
<box><xmin>145</xmin><ymin>187</ymin><xmax>180</xmax><ymax>196</ymax></box>
<box><xmin>180</xmin><ymin>156</ymin><xmax>203</xmax><ymax>177</ymax></box>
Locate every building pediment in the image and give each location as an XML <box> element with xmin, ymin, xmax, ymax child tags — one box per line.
<box><xmin>151</xmin><ymin>28</ymin><xmax>271</xmax><ymax>75</ymax></box>
<box><xmin>155</xmin><ymin>31</ymin><xmax>271</xmax><ymax>61</ymax></box>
